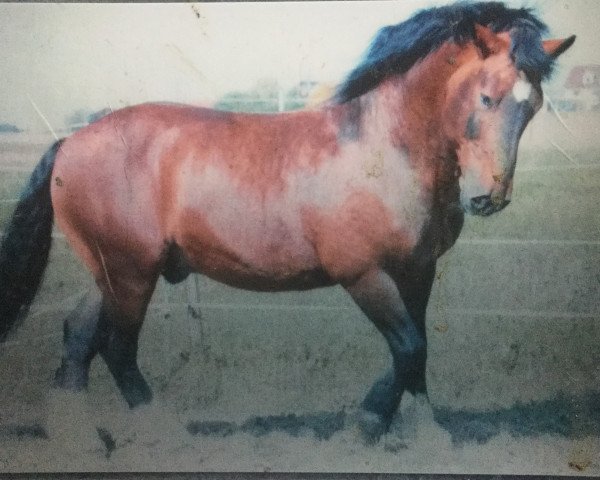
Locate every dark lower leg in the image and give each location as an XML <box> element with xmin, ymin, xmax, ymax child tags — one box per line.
<box><xmin>358</xmin><ymin>350</ymin><xmax>427</xmax><ymax>444</ymax></box>
<box><xmin>404</xmin><ymin>348</ymin><xmax>427</xmax><ymax>396</ymax></box>
<box><xmin>394</xmin><ymin>261</ymin><xmax>435</xmax><ymax>398</ymax></box>
<box><xmin>54</xmin><ymin>291</ymin><xmax>103</xmax><ymax>391</ymax></box>
<box><xmin>97</xmin><ymin>308</ymin><xmax>152</xmax><ymax>408</ymax></box>
<box><xmin>351</xmin><ymin>281</ymin><xmax>425</xmax><ymax>436</ymax></box>
<box><xmin>362</xmin><ymin>331</ymin><xmax>425</xmax><ymax>424</ymax></box>
<box><xmin>362</xmin><ymin>368</ymin><xmax>399</xmax><ymax>421</ymax></box>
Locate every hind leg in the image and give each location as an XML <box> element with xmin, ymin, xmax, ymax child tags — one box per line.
<box><xmin>49</xmin><ymin>287</ymin><xmax>105</xmax><ymax>452</ymax></box>
<box><xmin>54</xmin><ymin>288</ymin><xmax>103</xmax><ymax>391</ymax></box>
<box><xmin>96</xmin><ymin>299</ymin><xmax>153</xmax><ymax>408</ymax></box>
<box><xmin>91</xmin><ymin>262</ymin><xmax>159</xmax><ymax>408</ymax></box>
<box><xmin>54</xmin><ymin>272</ymin><xmax>157</xmax><ymax>408</ymax></box>
<box><xmin>53</xmin><ymin>288</ymin><xmax>153</xmax><ymax>407</ymax></box>
<box><xmin>49</xmin><ymin>266</ymin><xmax>159</xmax><ymax>457</ymax></box>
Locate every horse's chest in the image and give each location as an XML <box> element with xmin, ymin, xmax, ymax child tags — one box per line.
<box><xmin>292</xmin><ymin>147</ymin><xmax>430</xmax><ymax>226</ymax></box>
<box><xmin>287</xmin><ymin>153</ymin><xmax>432</xmax><ymax>279</ymax></box>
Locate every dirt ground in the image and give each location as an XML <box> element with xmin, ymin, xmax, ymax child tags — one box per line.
<box><xmin>0</xmin><ymin>112</ymin><xmax>599</xmax><ymax>474</ymax></box>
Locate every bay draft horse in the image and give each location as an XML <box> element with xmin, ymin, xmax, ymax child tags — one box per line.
<box><xmin>0</xmin><ymin>2</ymin><xmax>574</xmax><ymax>442</ymax></box>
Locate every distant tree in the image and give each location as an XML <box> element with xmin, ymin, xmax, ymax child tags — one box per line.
<box><xmin>253</xmin><ymin>78</ymin><xmax>279</xmax><ymax>100</ymax></box>
<box><xmin>214</xmin><ymin>93</ymin><xmax>276</xmax><ymax>113</ymax></box>
<box><xmin>87</xmin><ymin>108</ymin><xmax>112</xmax><ymax>124</ymax></box>
<box><xmin>66</xmin><ymin>108</ymin><xmax>93</xmax><ymax>128</ymax></box>
<box><xmin>213</xmin><ymin>79</ymin><xmax>325</xmax><ymax>113</ymax></box>
<box><xmin>214</xmin><ymin>78</ymin><xmax>280</xmax><ymax>113</ymax></box>
<box><xmin>284</xmin><ymin>81</ymin><xmax>320</xmax><ymax>111</ymax></box>
<box><xmin>66</xmin><ymin>107</ymin><xmax>112</xmax><ymax>131</ymax></box>
<box><xmin>0</xmin><ymin>123</ymin><xmax>21</xmax><ymax>133</ymax></box>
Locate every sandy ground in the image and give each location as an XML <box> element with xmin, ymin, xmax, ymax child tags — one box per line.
<box><xmin>0</xmin><ymin>112</ymin><xmax>599</xmax><ymax>474</ymax></box>
<box><xmin>0</xmin><ymin>294</ymin><xmax>598</xmax><ymax>474</ymax></box>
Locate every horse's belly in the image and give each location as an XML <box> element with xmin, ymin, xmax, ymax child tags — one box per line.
<box><xmin>173</xmin><ymin>201</ymin><xmax>328</xmax><ymax>291</ymax></box>
<box><xmin>197</xmin><ymin>263</ymin><xmax>333</xmax><ymax>292</ymax></box>
<box><xmin>181</xmin><ymin>240</ymin><xmax>331</xmax><ymax>291</ymax></box>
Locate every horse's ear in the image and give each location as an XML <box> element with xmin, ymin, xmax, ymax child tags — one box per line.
<box><xmin>543</xmin><ymin>35</ymin><xmax>576</xmax><ymax>59</ymax></box>
<box><xmin>473</xmin><ymin>24</ymin><xmax>507</xmax><ymax>58</ymax></box>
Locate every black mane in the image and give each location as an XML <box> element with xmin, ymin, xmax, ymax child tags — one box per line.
<box><xmin>335</xmin><ymin>1</ymin><xmax>553</xmax><ymax>103</ymax></box>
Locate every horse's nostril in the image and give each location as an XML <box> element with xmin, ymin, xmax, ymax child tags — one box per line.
<box><xmin>469</xmin><ymin>195</ymin><xmax>510</xmax><ymax>215</ymax></box>
<box><xmin>470</xmin><ymin>195</ymin><xmax>491</xmax><ymax>209</ymax></box>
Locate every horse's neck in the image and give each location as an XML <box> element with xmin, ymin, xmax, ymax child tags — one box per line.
<box><xmin>374</xmin><ymin>45</ymin><xmax>463</xmax><ymax>142</ymax></box>
<box><xmin>343</xmin><ymin>44</ymin><xmax>466</xmax><ymax>250</ymax></box>
<box><xmin>352</xmin><ymin>44</ymin><xmax>466</xmax><ymax>183</ymax></box>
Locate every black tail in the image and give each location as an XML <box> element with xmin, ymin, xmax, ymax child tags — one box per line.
<box><xmin>0</xmin><ymin>140</ymin><xmax>62</xmax><ymax>341</ymax></box>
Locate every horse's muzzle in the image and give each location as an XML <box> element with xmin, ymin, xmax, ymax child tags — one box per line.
<box><xmin>468</xmin><ymin>195</ymin><xmax>510</xmax><ymax>216</ymax></box>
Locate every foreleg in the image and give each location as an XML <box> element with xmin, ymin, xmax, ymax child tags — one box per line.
<box><xmin>345</xmin><ymin>268</ymin><xmax>427</xmax><ymax>441</ymax></box>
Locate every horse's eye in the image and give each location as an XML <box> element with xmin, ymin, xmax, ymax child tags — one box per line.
<box><xmin>480</xmin><ymin>94</ymin><xmax>495</xmax><ymax>109</ymax></box>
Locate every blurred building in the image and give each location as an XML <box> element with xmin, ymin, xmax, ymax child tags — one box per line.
<box><xmin>553</xmin><ymin>65</ymin><xmax>600</xmax><ymax>112</ymax></box>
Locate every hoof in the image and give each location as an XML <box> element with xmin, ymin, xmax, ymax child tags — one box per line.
<box><xmin>395</xmin><ymin>392</ymin><xmax>452</xmax><ymax>447</ymax></box>
<box><xmin>355</xmin><ymin>409</ymin><xmax>391</xmax><ymax>445</ymax></box>
<box><xmin>124</xmin><ymin>385</ymin><xmax>153</xmax><ymax>409</ymax></box>
<box><xmin>118</xmin><ymin>371</ymin><xmax>154</xmax><ymax>409</ymax></box>
<box><xmin>53</xmin><ymin>362</ymin><xmax>88</xmax><ymax>391</ymax></box>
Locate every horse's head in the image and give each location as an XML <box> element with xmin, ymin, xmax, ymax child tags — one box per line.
<box><xmin>445</xmin><ymin>25</ymin><xmax>575</xmax><ymax>216</ymax></box>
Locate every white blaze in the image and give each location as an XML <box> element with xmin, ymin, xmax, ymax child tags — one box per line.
<box><xmin>512</xmin><ymin>79</ymin><xmax>532</xmax><ymax>103</ymax></box>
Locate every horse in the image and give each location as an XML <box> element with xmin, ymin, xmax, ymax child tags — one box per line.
<box><xmin>0</xmin><ymin>2</ymin><xmax>574</xmax><ymax>442</ymax></box>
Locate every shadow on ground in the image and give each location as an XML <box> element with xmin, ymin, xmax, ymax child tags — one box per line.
<box><xmin>187</xmin><ymin>410</ymin><xmax>346</xmax><ymax>440</ymax></box>
<box><xmin>436</xmin><ymin>390</ymin><xmax>600</xmax><ymax>445</ymax></box>
<box><xmin>187</xmin><ymin>390</ymin><xmax>600</xmax><ymax>445</ymax></box>
<box><xmin>1</xmin><ymin>391</ymin><xmax>597</xmax><ymax>452</ymax></box>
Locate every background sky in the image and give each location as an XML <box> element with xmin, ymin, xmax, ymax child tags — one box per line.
<box><xmin>0</xmin><ymin>1</ymin><xmax>595</xmax><ymax>131</ymax></box>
